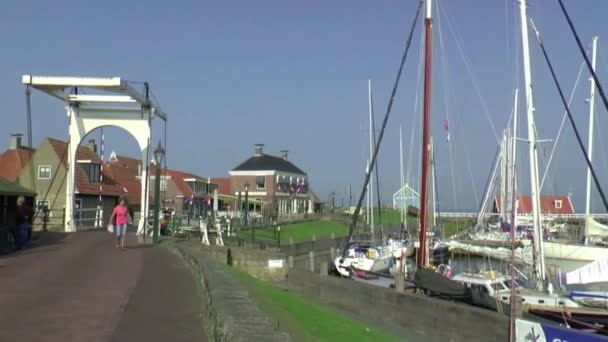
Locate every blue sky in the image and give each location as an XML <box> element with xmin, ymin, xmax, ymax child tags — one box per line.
<box><xmin>1</xmin><ymin>0</ymin><xmax>608</xmax><ymax>212</ymax></box>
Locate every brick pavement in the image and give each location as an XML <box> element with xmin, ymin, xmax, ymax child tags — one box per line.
<box><xmin>0</xmin><ymin>230</ymin><xmax>206</xmax><ymax>342</ymax></box>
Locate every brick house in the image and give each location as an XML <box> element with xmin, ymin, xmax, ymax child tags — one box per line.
<box><xmin>11</xmin><ymin>137</ymin><xmax>126</xmax><ymax>229</ymax></box>
<box><xmin>493</xmin><ymin>195</ymin><xmax>575</xmax><ymax>215</ymax></box>
<box><xmin>148</xmin><ymin>166</ymin><xmax>217</xmax><ymax>218</ymax></box>
<box><xmin>228</xmin><ymin>144</ymin><xmax>314</xmax><ymax>215</ymax></box>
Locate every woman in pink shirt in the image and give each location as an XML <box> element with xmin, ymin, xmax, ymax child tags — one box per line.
<box><xmin>109</xmin><ymin>198</ymin><xmax>130</xmax><ymax>248</ymax></box>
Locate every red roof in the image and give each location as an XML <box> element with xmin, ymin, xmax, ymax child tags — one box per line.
<box><xmin>0</xmin><ymin>148</ymin><xmax>35</xmax><ymax>182</ymax></box>
<box><xmin>494</xmin><ymin>195</ymin><xmax>574</xmax><ymax>215</ymax></box>
<box><xmin>47</xmin><ymin>138</ymin><xmax>126</xmax><ymax>197</ymax></box>
<box><xmin>151</xmin><ymin>166</ymin><xmax>199</xmax><ymax>198</ymax></box>
<box><xmin>211</xmin><ymin>178</ymin><xmax>231</xmax><ymax>195</ymax></box>
<box><xmin>104</xmin><ymin>155</ymin><xmax>146</xmax><ymax>205</ymax></box>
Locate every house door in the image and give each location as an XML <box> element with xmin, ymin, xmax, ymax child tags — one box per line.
<box><xmin>74</xmin><ymin>199</ymin><xmax>83</xmax><ymax>228</ymax></box>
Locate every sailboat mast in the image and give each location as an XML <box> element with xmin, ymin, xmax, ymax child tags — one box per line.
<box><xmin>366</xmin><ymin>159</ymin><xmax>370</xmax><ymax>225</ymax></box>
<box><xmin>400</xmin><ymin>125</ymin><xmax>405</xmax><ymax>225</ymax></box>
<box><xmin>511</xmin><ymin>89</ymin><xmax>519</xmax><ymax>228</ymax></box>
<box><xmin>368</xmin><ymin>78</ymin><xmax>375</xmax><ymax>239</ymax></box>
<box><xmin>418</xmin><ymin>0</ymin><xmax>434</xmax><ymax>269</ymax></box>
<box><xmin>519</xmin><ymin>0</ymin><xmax>545</xmax><ymax>289</ymax></box>
<box><xmin>584</xmin><ymin>36</ymin><xmax>598</xmax><ymax>241</ymax></box>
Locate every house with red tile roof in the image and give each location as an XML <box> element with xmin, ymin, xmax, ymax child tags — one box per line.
<box><xmin>105</xmin><ymin>154</ymin><xmax>218</xmax><ymax>218</ymax></box>
<box><xmin>493</xmin><ymin>195</ymin><xmax>575</xmax><ymax>215</ymax></box>
<box><xmin>0</xmin><ymin>134</ymin><xmax>35</xmax><ymax>183</ymax></box>
<box><xmin>10</xmin><ymin>137</ymin><xmax>126</xmax><ymax>230</ymax></box>
<box><xmin>149</xmin><ymin>165</ymin><xmax>217</xmax><ymax>217</ymax></box>
<box><xmin>104</xmin><ymin>154</ymin><xmax>148</xmax><ymax>208</ymax></box>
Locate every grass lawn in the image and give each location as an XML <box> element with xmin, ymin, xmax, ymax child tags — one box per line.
<box><xmin>363</xmin><ymin>208</ymin><xmax>473</xmax><ymax>239</ymax></box>
<box><xmin>226</xmin><ymin>266</ymin><xmax>401</xmax><ymax>342</ymax></box>
<box><xmin>238</xmin><ymin>221</ymin><xmax>348</xmax><ymax>244</ymax></box>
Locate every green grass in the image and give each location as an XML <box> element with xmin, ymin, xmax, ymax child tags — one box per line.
<box><xmin>226</xmin><ymin>266</ymin><xmax>401</xmax><ymax>342</ymax></box>
<box><xmin>238</xmin><ymin>221</ymin><xmax>349</xmax><ymax>244</ymax></box>
<box><xmin>362</xmin><ymin>208</ymin><xmax>474</xmax><ymax>239</ymax></box>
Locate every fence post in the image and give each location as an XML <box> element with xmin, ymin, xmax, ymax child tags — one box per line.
<box><xmin>330</xmin><ymin>247</ymin><xmax>336</xmax><ymax>260</ymax></box>
<box><xmin>309</xmin><ymin>251</ymin><xmax>315</xmax><ymax>273</ymax></box>
<box><xmin>277</xmin><ymin>226</ymin><xmax>281</xmax><ymax>247</ymax></box>
<box><xmin>288</xmin><ymin>255</ymin><xmax>294</xmax><ymax>269</ymax></box>
<box><xmin>320</xmin><ymin>261</ymin><xmax>328</xmax><ymax>277</ymax></box>
<box><xmin>395</xmin><ymin>275</ymin><xmax>405</xmax><ymax>293</ymax></box>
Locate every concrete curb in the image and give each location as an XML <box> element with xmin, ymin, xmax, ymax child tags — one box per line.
<box><xmin>164</xmin><ymin>242</ymin><xmax>291</xmax><ymax>342</ymax></box>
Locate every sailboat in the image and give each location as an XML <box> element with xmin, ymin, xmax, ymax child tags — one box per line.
<box><xmin>452</xmin><ymin>3</ymin><xmax>608</xmax><ymax>330</ymax></box>
<box><xmin>542</xmin><ymin>36</ymin><xmax>608</xmax><ymax>262</ymax></box>
<box><xmin>332</xmin><ymin>79</ymin><xmax>395</xmax><ymax>277</ymax></box>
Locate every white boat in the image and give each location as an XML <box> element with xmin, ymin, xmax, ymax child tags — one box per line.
<box><xmin>386</xmin><ymin>236</ymin><xmax>415</xmax><ymax>258</ymax></box>
<box><xmin>333</xmin><ymin>241</ymin><xmax>393</xmax><ymax>277</ymax></box>
<box><xmin>543</xmin><ymin>240</ymin><xmax>608</xmax><ymax>261</ymax></box>
<box><xmin>447</xmin><ymin>240</ymin><xmax>533</xmax><ymax>265</ymax></box>
<box><xmin>451</xmin><ymin>271</ymin><xmax>581</xmax><ymax>309</ymax></box>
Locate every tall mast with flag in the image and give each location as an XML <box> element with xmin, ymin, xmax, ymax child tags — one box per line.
<box><xmin>417</xmin><ymin>0</ymin><xmax>434</xmax><ymax>269</ymax></box>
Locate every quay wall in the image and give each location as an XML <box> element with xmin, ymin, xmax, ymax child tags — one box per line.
<box><xmin>286</xmin><ymin>270</ymin><xmax>508</xmax><ymax>342</ymax></box>
<box><xmin>199</xmin><ymin>237</ymin><xmax>509</xmax><ymax>342</ymax></box>
<box><xmin>203</xmin><ymin>244</ymin><xmax>287</xmax><ymax>283</ymax></box>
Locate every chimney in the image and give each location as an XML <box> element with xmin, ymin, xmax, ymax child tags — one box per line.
<box><xmin>254</xmin><ymin>144</ymin><xmax>264</xmax><ymax>157</ymax></box>
<box><xmin>280</xmin><ymin>150</ymin><xmax>289</xmax><ymax>161</ymax></box>
<box><xmin>86</xmin><ymin>139</ymin><xmax>97</xmax><ymax>153</ymax></box>
<box><xmin>9</xmin><ymin>133</ymin><xmax>23</xmax><ymax>150</ymax></box>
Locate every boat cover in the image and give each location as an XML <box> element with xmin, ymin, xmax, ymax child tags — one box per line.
<box><xmin>414</xmin><ymin>268</ymin><xmax>469</xmax><ymax>299</ymax></box>
<box><xmin>566</xmin><ymin>256</ymin><xmax>608</xmax><ymax>285</ymax></box>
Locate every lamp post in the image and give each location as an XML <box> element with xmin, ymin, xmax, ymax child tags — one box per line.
<box><xmin>244</xmin><ymin>182</ymin><xmax>250</xmax><ymax>231</ymax></box>
<box><xmin>152</xmin><ymin>140</ymin><xmax>165</xmax><ymax>244</ymax></box>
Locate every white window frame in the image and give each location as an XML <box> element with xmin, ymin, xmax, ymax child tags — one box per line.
<box><xmin>38</xmin><ymin>165</ymin><xmax>51</xmax><ymax>179</ymax></box>
<box><xmin>159</xmin><ymin>177</ymin><xmax>168</xmax><ymax>192</ymax></box>
<box><xmin>554</xmin><ymin>200</ymin><xmax>563</xmax><ymax>209</ymax></box>
<box><xmin>256</xmin><ymin>175</ymin><xmax>266</xmax><ymax>190</ymax></box>
<box><xmin>36</xmin><ymin>200</ymin><xmax>50</xmax><ymax>209</ymax></box>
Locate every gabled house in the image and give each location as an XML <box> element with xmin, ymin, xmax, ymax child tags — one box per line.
<box><xmin>16</xmin><ymin>137</ymin><xmax>126</xmax><ymax>229</ymax></box>
<box><xmin>0</xmin><ymin>134</ymin><xmax>35</xmax><ymax>182</ymax></box>
<box><xmin>228</xmin><ymin>144</ymin><xmax>314</xmax><ymax>215</ymax></box>
<box><xmin>104</xmin><ymin>153</ymin><xmax>148</xmax><ymax>211</ymax></box>
<box><xmin>493</xmin><ymin>195</ymin><xmax>575</xmax><ymax>215</ymax></box>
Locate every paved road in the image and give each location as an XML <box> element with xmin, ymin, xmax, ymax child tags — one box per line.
<box><xmin>0</xmin><ymin>230</ymin><xmax>206</xmax><ymax>342</ymax></box>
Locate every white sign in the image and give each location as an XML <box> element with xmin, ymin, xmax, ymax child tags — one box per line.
<box><xmin>268</xmin><ymin>259</ymin><xmax>284</xmax><ymax>268</ymax></box>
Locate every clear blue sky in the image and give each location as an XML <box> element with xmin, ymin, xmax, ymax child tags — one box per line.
<box><xmin>1</xmin><ymin>0</ymin><xmax>608</xmax><ymax>212</ymax></box>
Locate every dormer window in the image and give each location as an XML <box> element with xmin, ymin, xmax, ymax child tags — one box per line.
<box><xmin>78</xmin><ymin>160</ymin><xmax>101</xmax><ymax>183</ymax></box>
<box><xmin>554</xmin><ymin>200</ymin><xmax>562</xmax><ymax>209</ymax></box>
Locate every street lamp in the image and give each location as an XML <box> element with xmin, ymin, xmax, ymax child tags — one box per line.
<box><xmin>152</xmin><ymin>140</ymin><xmax>165</xmax><ymax>243</ymax></box>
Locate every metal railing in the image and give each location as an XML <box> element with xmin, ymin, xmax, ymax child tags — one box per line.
<box><xmin>438</xmin><ymin>212</ymin><xmax>608</xmax><ymax>220</ymax></box>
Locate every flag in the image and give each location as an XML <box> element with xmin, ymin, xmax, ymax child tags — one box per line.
<box><xmin>444</xmin><ymin>119</ymin><xmax>450</xmax><ymax>142</ymax></box>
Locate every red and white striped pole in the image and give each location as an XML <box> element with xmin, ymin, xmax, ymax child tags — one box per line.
<box><xmin>97</xmin><ymin>128</ymin><xmax>104</xmax><ymax>227</ymax></box>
